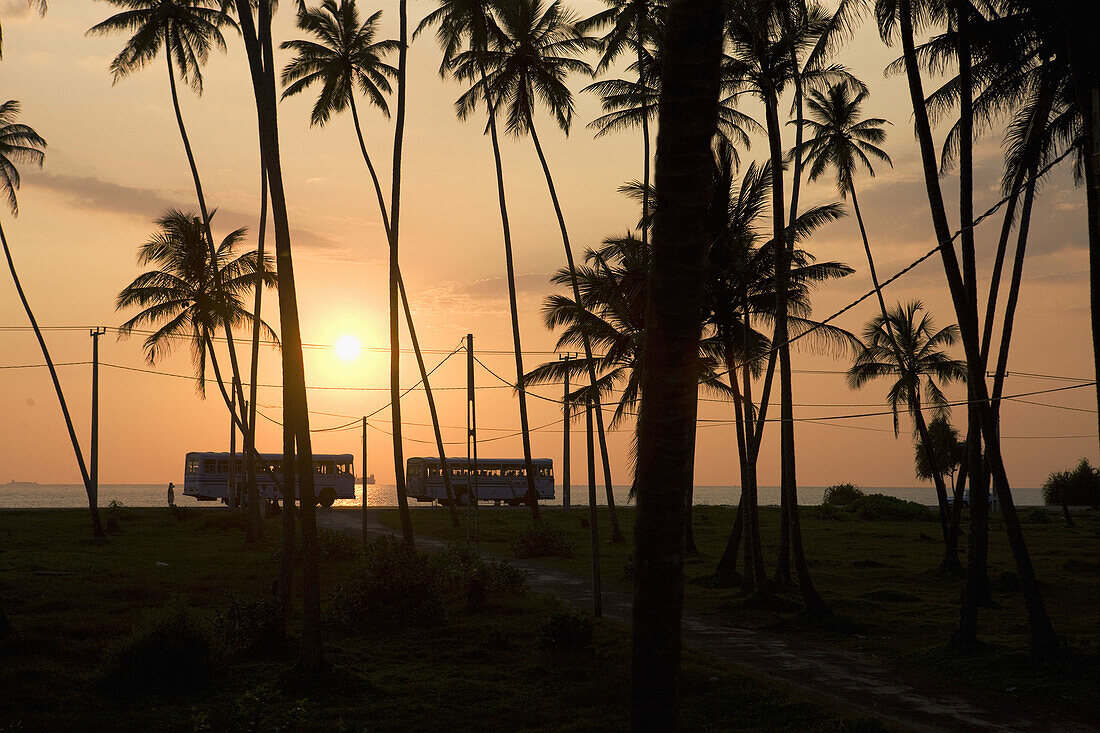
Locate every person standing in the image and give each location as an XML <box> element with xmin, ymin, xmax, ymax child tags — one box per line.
<box><xmin>167</xmin><ymin>482</ymin><xmax>175</xmax><ymax>508</ymax></box>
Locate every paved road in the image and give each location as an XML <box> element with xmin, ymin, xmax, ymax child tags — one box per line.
<box><xmin>318</xmin><ymin>510</ymin><xmax>1096</xmax><ymax>733</ymax></box>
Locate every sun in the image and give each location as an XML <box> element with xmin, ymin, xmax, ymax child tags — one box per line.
<box><xmin>335</xmin><ymin>334</ymin><xmax>362</xmax><ymax>362</ymax></box>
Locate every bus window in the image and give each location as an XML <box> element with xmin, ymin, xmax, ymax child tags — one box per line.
<box><xmin>203</xmin><ymin>459</ymin><xmax>216</xmax><ymax>473</ymax></box>
<box><xmin>186</xmin><ymin>457</ymin><xmax>200</xmax><ymax>474</ymax></box>
<box><xmin>217</xmin><ymin>460</ymin><xmax>229</xmax><ymax>474</ymax></box>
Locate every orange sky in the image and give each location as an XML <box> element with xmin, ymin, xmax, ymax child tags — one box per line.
<box><xmin>0</xmin><ymin>1</ymin><xmax>1095</xmax><ymax>490</ymax></box>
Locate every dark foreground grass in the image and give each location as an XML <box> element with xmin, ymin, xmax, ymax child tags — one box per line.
<box><xmin>375</xmin><ymin>503</ymin><xmax>1100</xmax><ymax>720</ymax></box>
<box><xmin>0</xmin><ymin>508</ymin><xmax>883</xmax><ymax>732</ymax></box>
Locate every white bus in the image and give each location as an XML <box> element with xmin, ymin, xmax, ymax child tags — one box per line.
<box><xmin>183</xmin><ymin>451</ymin><xmax>355</xmax><ymax>507</ymax></box>
<box><xmin>406</xmin><ymin>457</ymin><xmax>554</xmax><ymax>506</ymax></box>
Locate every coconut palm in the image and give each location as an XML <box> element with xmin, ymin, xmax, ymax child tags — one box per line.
<box><xmin>876</xmin><ymin>0</ymin><xmax>1059</xmax><ymax>657</ymax></box>
<box><xmin>0</xmin><ymin>1</ymin><xmax>47</xmax><ymax>59</ymax></box>
<box><xmin>0</xmin><ymin>101</ymin><xmax>104</xmax><ymax>538</ymax></box>
<box><xmin>847</xmin><ymin>301</ymin><xmax>966</xmax><ymax>544</ymax></box>
<box><xmin>630</xmin><ymin>1</ymin><xmax>722</xmax><ymax>725</ymax></box>
<box><xmin>418</xmin><ymin>0</ymin><xmax>544</xmax><ymax>521</ymax></box>
<box><xmin>115</xmin><ymin>210</ymin><xmax>277</xmax><ymax>393</ymax></box>
<box><xmin>281</xmin><ymin>0</ymin><xmax>456</xmax><ymax>535</ymax></box>
<box><xmin>578</xmin><ymin>0</ymin><xmax>665</xmax><ymax>251</ymax></box>
<box><xmin>466</xmin><ymin>0</ymin><xmax>632</xmax><ymax>541</ymax></box>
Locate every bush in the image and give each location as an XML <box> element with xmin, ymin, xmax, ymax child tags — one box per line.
<box><xmin>426</xmin><ymin>544</ymin><xmax>527</xmax><ymax>596</ymax></box>
<box><xmin>1042</xmin><ymin>459</ymin><xmax>1100</xmax><ymax>507</ymax></box>
<box><xmin>330</xmin><ymin>536</ymin><xmax>444</xmax><ymax>631</ymax></box>
<box><xmin>539</xmin><ymin>610</ymin><xmax>594</xmax><ymax>654</ymax></box>
<box><xmin>103</xmin><ymin>603</ymin><xmax>212</xmax><ymax>693</ymax></box>
<box><xmin>212</xmin><ymin>592</ymin><xmax>286</xmax><ymax>661</ymax></box>
<box><xmin>271</xmin><ymin>527</ymin><xmax>363</xmax><ymax>565</ymax></box>
<box><xmin>511</xmin><ymin>523</ymin><xmax>573</xmax><ymax>558</ymax></box>
<box><xmin>847</xmin><ymin>494</ymin><xmax>937</xmax><ymax>522</ymax></box>
<box><xmin>823</xmin><ymin>483</ymin><xmax>865</xmax><ymax>506</ymax></box>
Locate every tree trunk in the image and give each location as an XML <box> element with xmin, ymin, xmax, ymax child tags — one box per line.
<box><xmin>528</xmin><ymin>120</ymin><xmax>623</xmax><ymax>541</ymax></box>
<box><xmin>899</xmin><ymin>0</ymin><xmax>1057</xmax><ymax>656</ymax></box>
<box><xmin>245</xmin><ymin>153</ymin><xmax>268</xmax><ymax>545</ymax></box>
<box><xmin>765</xmin><ymin>88</ymin><xmax>827</xmax><ymax>617</ymax></box>
<box><xmin>639</xmin><ymin>31</ymin><xmax>651</xmax><ymax>251</ymax></box>
<box><xmin>233</xmin><ymin>0</ymin><xmax>324</xmax><ymax>671</ymax></box>
<box><xmin>632</xmin><ymin>1</ymin><xmax>722</xmax><ymax>728</ymax></box>
<box><xmin>1</xmin><ymin>220</ymin><xmax>103</xmax><ymax>538</ymax></box>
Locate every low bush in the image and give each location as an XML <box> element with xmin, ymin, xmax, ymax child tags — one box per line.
<box><xmin>539</xmin><ymin>610</ymin><xmax>594</xmax><ymax>654</ymax></box>
<box><xmin>1021</xmin><ymin>507</ymin><xmax>1053</xmax><ymax>524</ymax></box>
<box><xmin>270</xmin><ymin>527</ymin><xmax>363</xmax><ymax>565</ymax></box>
<box><xmin>823</xmin><ymin>483</ymin><xmax>865</xmax><ymax>506</ymax></box>
<box><xmin>212</xmin><ymin>592</ymin><xmax>287</xmax><ymax>661</ymax></box>
<box><xmin>846</xmin><ymin>494</ymin><xmax>937</xmax><ymax>522</ymax></box>
<box><xmin>426</xmin><ymin>544</ymin><xmax>528</xmax><ymax>596</ymax></box>
<box><xmin>1043</xmin><ymin>459</ymin><xmax>1100</xmax><ymax>507</ymax></box>
<box><xmin>511</xmin><ymin>522</ymin><xmax>573</xmax><ymax>558</ymax></box>
<box><xmin>330</xmin><ymin>536</ymin><xmax>444</xmax><ymax>631</ymax></box>
<box><xmin>103</xmin><ymin>602</ymin><xmax>212</xmax><ymax>693</ymax></box>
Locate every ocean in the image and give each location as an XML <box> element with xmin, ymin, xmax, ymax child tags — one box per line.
<box><xmin>0</xmin><ymin>482</ymin><xmax>1046</xmax><ymax>509</ymax></box>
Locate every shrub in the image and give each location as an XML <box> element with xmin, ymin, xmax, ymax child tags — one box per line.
<box><xmin>511</xmin><ymin>523</ymin><xmax>573</xmax><ymax>558</ymax></box>
<box><xmin>212</xmin><ymin>592</ymin><xmax>286</xmax><ymax>661</ymax></box>
<box><xmin>316</xmin><ymin>527</ymin><xmax>362</xmax><ymax>563</ymax></box>
<box><xmin>1042</xmin><ymin>459</ymin><xmax>1100</xmax><ymax>507</ymax></box>
<box><xmin>847</xmin><ymin>494</ymin><xmax>936</xmax><ymax>522</ymax></box>
<box><xmin>425</xmin><ymin>544</ymin><xmax>527</xmax><ymax>596</ymax></box>
<box><xmin>330</xmin><ymin>535</ymin><xmax>444</xmax><ymax>631</ymax></box>
<box><xmin>103</xmin><ymin>603</ymin><xmax>212</xmax><ymax>693</ymax></box>
<box><xmin>539</xmin><ymin>610</ymin><xmax>594</xmax><ymax>654</ymax></box>
<box><xmin>823</xmin><ymin>483</ymin><xmax>864</xmax><ymax>506</ymax></box>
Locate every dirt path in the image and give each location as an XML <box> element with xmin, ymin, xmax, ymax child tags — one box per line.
<box><xmin>318</xmin><ymin>510</ymin><xmax>1095</xmax><ymax>733</ymax></box>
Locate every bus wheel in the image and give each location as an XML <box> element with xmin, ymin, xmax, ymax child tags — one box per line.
<box><xmin>318</xmin><ymin>487</ymin><xmax>336</xmax><ymax>508</ymax></box>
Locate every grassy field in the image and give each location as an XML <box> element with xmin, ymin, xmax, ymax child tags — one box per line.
<box><xmin>0</xmin><ymin>507</ymin><xmax>885</xmax><ymax>732</ymax></box>
<box><xmin>375</xmin><ymin>501</ymin><xmax>1100</xmax><ymax>719</ymax></box>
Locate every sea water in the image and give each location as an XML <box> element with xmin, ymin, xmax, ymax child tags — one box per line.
<box><xmin>0</xmin><ymin>482</ymin><xmax>1045</xmax><ymax>509</ymax></box>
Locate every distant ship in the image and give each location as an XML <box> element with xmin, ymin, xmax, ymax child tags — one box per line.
<box><xmin>362</xmin><ymin>473</ymin><xmax>375</xmax><ymax>485</ymax></box>
<box><xmin>5</xmin><ymin>480</ymin><xmax>39</xmax><ymax>487</ymax></box>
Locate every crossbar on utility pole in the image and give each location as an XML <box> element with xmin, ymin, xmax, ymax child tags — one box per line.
<box><xmin>90</xmin><ymin>327</ymin><xmax>106</xmax><ymax>514</ymax></box>
<box><xmin>559</xmin><ymin>352</ymin><xmax>576</xmax><ymax>513</ymax></box>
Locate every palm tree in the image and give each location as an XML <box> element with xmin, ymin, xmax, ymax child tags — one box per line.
<box><xmin>115</xmin><ymin>210</ymin><xmax>277</xmax><ymax>394</ymax></box>
<box><xmin>0</xmin><ymin>101</ymin><xmax>104</xmax><ymax>538</ymax></box>
<box><xmin>877</xmin><ymin>0</ymin><xmax>1059</xmax><ymax>657</ymax></box>
<box><xmin>87</xmin><ymin>0</ymin><xmax>255</xmax><ymax>495</ymax></box>
<box><xmin>468</xmin><ymin>0</ymin><xmax>628</xmax><ymax>541</ymax></box>
<box><xmin>847</xmin><ymin>301</ymin><xmax>966</xmax><ymax>542</ymax></box>
<box><xmin>229</xmin><ymin>0</ymin><xmax>326</xmax><ymax>672</ymax></box>
<box><xmin>578</xmin><ymin>0</ymin><xmax>665</xmax><ymax>251</ymax></box>
<box><xmin>281</xmin><ymin>0</ymin><xmax>454</xmax><ymax>535</ymax></box>
<box><xmin>0</xmin><ymin>0</ymin><xmax>47</xmax><ymax>59</ymax></box>
<box><xmin>631</xmin><ymin>2</ymin><xmax>723</xmax><ymax>725</ymax></box>
<box><xmin>914</xmin><ymin>415</ymin><xmax>965</xmax><ymax>493</ymax></box>
<box><xmin>418</xmin><ymin>0</ymin><xmax>544</xmax><ymax>521</ymax></box>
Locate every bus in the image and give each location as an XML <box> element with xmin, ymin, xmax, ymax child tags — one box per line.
<box><xmin>183</xmin><ymin>451</ymin><xmax>355</xmax><ymax>508</ymax></box>
<box><xmin>406</xmin><ymin>457</ymin><xmax>554</xmax><ymax>506</ymax></box>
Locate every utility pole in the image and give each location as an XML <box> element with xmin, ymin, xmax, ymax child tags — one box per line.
<box><xmin>362</xmin><ymin>416</ymin><xmax>368</xmax><ymax>547</ymax></box>
<box><xmin>229</xmin><ymin>387</ymin><xmax>237</xmax><ymax>507</ymax></box>
<box><xmin>90</xmin><ymin>327</ymin><xmax>106</xmax><ymax>514</ymax></box>
<box><xmin>466</xmin><ymin>333</ymin><xmax>479</xmax><ymax>550</ymax></box>
<box><xmin>559</xmin><ymin>352</ymin><xmax>575</xmax><ymax>512</ymax></box>
<box><xmin>586</xmin><ymin>394</ymin><xmax>601</xmax><ymax>617</ymax></box>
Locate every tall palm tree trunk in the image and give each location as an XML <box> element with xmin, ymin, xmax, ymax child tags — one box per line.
<box><xmin>764</xmin><ymin>89</ymin><xmax>828</xmax><ymax>616</ymax></box>
<box><xmin>638</xmin><ymin>34</ymin><xmax>650</xmax><ymax>250</ymax></box>
<box><xmin>528</xmin><ymin>120</ymin><xmax>624</xmax><ymax>541</ymax></box>
<box><xmin>478</xmin><ymin>64</ymin><xmax>540</xmax><ymax>521</ymax></box>
<box><xmin>233</xmin><ymin>0</ymin><xmax>324</xmax><ymax>671</ymax></box>
<box><xmin>347</xmin><ymin>93</ymin><xmax>458</xmax><ymax>528</ymax></box>
<box><xmin>716</xmin><ymin>339</ymin><xmax>751</xmax><ymax>587</ymax></box>
<box><xmin>851</xmin><ymin>184</ymin><xmax>956</xmax><ymax>567</ymax></box>
<box><xmin>388</xmin><ymin>3</ymin><xmax>415</xmax><ymax>546</ymax></box>
<box><xmin>245</xmin><ymin>152</ymin><xmax>268</xmax><ymax>543</ymax></box>
<box><xmin>1</xmin><ymin>221</ymin><xmax>103</xmax><ymax>538</ymax></box>
<box><xmin>898</xmin><ymin>0</ymin><xmax>1057</xmax><ymax>657</ymax></box>
<box><xmin>632</xmin><ymin>1</ymin><xmax>722</xmax><ymax>726</ymax></box>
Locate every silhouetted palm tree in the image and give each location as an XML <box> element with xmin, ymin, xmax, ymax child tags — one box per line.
<box><xmin>116</xmin><ymin>210</ymin><xmax>277</xmax><ymax>394</ymax></box>
<box><xmin>0</xmin><ymin>0</ymin><xmax>47</xmax><ymax>59</ymax></box>
<box><xmin>630</xmin><ymin>2</ymin><xmax>723</xmax><ymax>725</ymax></box>
<box><xmin>418</xmin><ymin>0</ymin><xmax>543</xmax><ymax>520</ymax></box>
<box><xmin>0</xmin><ymin>101</ymin><xmax>104</xmax><ymax>538</ymax></box>
<box><xmin>281</xmin><ymin>0</ymin><xmax>449</xmax><ymax>536</ymax></box>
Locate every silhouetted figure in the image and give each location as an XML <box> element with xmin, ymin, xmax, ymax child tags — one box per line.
<box><xmin>167</xmin><ymin>482</ymin><xmax>175</xmax><ymax>508</ymax></box>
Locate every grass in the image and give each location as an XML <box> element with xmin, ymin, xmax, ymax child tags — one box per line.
<box><xmin>0</xmin><ymin>507</ymin><xmax>883</xmax><ymax>732</ymax></box>
<box><xmin>374</xmin><ymin>502</ymin><xmax>1100</xmax><ymax>720</ymax></box>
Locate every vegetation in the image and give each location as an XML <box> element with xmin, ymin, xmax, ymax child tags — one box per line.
<box><xmin>822</xmin><ymin>483</ymin><xmax>864</xmax><ymax>506</ymax></box>
<box><xmin>0</xmin><ymin>509</ymin><xmax>885</xmax><ymax>731</ymax></box>
<box><xmin>1043</xmin><ymin>459</ymin><xmax>1100</xmax><ymax>507</ymax></box>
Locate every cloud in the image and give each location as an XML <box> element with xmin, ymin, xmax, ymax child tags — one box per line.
<box><xmin>413</xmin><ymin>272</ymin><xmax>557</xmax><ymax>321</ymax></box>
<box><xmin>24</xmin><ymin>170</ymin><xmax>360</xmax><ymax>260</ymax></box>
